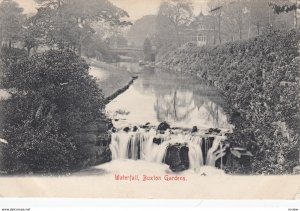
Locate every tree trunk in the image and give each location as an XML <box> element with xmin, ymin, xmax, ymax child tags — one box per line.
<box><xmin>78</xmin><ymin>44</ymin><xmax>82</xmax><ymax>57</ymax></box>
<box><xmin>27</xmin><ymin>47</ymin><xmax>31</xmax><ymax>56</ymax></box>
<box><xmin>0</xmin><ymin>24</ymin><xmax>2</xmax><ymax>53</ymax></box>
<box><xmin>218</xmin><ymin>13</ymin><xmax>222</xmax><ymax>44</ymax></box>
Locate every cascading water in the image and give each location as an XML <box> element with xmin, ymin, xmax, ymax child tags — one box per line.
<box><xmin>110</xmin><ymin>127</ymin><xmax>228</xmax><ymax>172</ymax></box>
<box><xmin>105</xmin><ymin>66</ymin><xmax>233</xmax><ymax>174</ymax></box>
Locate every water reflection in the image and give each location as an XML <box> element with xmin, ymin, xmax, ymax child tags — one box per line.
<box><xmin>154</xmin><ymin>90</ymin><xmax>196</xmax><ymax>123</ymax></box>
<box><xmin>106</xmin><ymin>66</ymin><xmax>230</xmax><ymax>129</ymax></box>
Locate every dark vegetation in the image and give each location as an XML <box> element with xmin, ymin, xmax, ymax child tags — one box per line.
<box><xmin>159</xmin><ymin>29</ymin><xmax>300</xmax><ymax>174</ymax></box>
<box><xmin>0</xmin><ymin>48</ymin><xmax>110</xmax><ymax>173</ymax></box>
<box><xmin>0</xmin><ymin>0</ymin><xmax>130</xmax><ymax>174</ymax></box>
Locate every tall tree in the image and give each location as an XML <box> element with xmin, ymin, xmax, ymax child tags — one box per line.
<box><xmin>20</xmin><ymin>16</ymin><xmax>44</xmax><ymax>55</ymax></box>
<box><xmin>155</xmin><ymin>0</ymin><xmax>193</xmax><ymax>57</ymax></box>
<box><xmin>221</xmin><ymin>0</ymin><xmax>248</xmax><ymax>40</ymax></box>
<box><xmin>0</xmin><ymin>0</ymin><xmax>24</xmax><ymax>48</ymax></box>
<box><xmin>143</xmin><ymin>38</ymin><xmax>152</xmax><ymax>61</ymax></box>
<box><xmin>248</xmin><ymin>0</ymin><xmax>270</xmax><ymax>35</ymax></box>
<box><xmin>32</xmin><ymin>0</ymin><xmax>131</xmax><ymax>56</ymax></box>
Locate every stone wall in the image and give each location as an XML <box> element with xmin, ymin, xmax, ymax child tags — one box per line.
<box><xmin>75</xmin><ymin>119</ymin><xmax>112</xmax><ymax>168</ymax></box>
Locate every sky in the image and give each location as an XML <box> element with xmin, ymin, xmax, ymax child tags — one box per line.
<box><xmin>13</xmin><ymin>0</ymin><xmax>209</xmax><ymax>21</ymax></box>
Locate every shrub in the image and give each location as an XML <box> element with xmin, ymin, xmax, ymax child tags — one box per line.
<box><xmin>1</xmin><ymin>49</ymin><xmax>108</xmax><ymax>173</ymax></box>
<box><xmin>160</xmin><ymin>30</ymin><xmax>300</xmax><ymax>174</ymax></box>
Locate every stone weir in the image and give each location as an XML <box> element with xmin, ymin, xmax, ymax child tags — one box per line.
<box><xmin>109</xmin><ymin>122</ymin><xmax>238</xmax><ymax>172</ymax></box>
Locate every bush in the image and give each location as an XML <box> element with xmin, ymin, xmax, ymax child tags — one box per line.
<box><xmin>160</xmin><ymin>30</ymin><xmax>300</xmax><ymax>174</ymax></box>
<box><xmin>1</xmin><ymin>49</ymin><xmax>108</xmax><ymax>173</ymax></box>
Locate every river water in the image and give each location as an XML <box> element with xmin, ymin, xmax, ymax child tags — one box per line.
<box><xmin>106</xmin><ymin>66</ymin><xmax>230</xmax><ymax>130</ymax></box>
<box><xmin>104</xmin><ymin>64</ymin><xmax>232</xmax><ymax>175</ymax></box>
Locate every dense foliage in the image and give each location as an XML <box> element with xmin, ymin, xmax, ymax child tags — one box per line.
<box><xmin>1</xmin><ymin>49</ymin><xmax>108</xmax><ymax>173</ymax></box>
<box><xmin>159</xmin><ymin>30</ymin><xmax>300</xmax><ymax>174</ymax></box>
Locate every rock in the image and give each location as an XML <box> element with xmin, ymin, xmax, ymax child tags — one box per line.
<box><xmin>97</xmin><ymin>133</ymin><xmax>111</xmax><ymax>146</ymax></box>
<box><xmin>111</xmin><ymin>127</ymin><xmax>117</xmax><ymax>133</ymax></box>
<box><xmin>165</xmin><ymin>144</ymin><xmax>189</xmax><ymax>172</ymax></box>
<box><xmin>293</xmin><ymin>166</ymin><xmax>300</xmax><ymax>175</ymax></box>
<box><xmin>153</xmin><ymin>138</ymin><xmax>162</xmax><ymax>145</ymax></box>
<box><xmin>170</xmin><ymin>164</ymin><xmax>188</xmax><ymax>172</ymax></box>
<box><xmin>95</xmin><ymin>146</ymin><xmax>112</xmax><ymax>165</ymax></box>
<box><xmin>106</xmin><ymin>120</ymin><xmax>114</xmax><ymax>130</ymax></box>
<box><xmin>123</xmin><ymin>127</ymin><xmax>130</xmax><ymax>132</ymax></box>
<box><xmin>208</xmin><ymin>128</ymin><xmax>221</xmax><ymax>134</ymax></box>
<box><xmin>157</xmin><ymin>121</ymin><xmax>170</xmax><ymax>131</ymax></box>
<box><xmin>132</xmin><ymin>126</ymin><xmax>139</xmax><ymax>132</ymax></box>
<box><xmin>191</xmin><ymin>126</ymin><xmax>198</xmax><ymax>133</ymax></box>
<box><xmin>224</xmin><ymin>153</ymin><xmax>252</xmax><ymax>174</ymax></box>
<box><xmin>140</xmin><ymin>122</ymin><xmax>151</xmax><ymax>129</ymax></box>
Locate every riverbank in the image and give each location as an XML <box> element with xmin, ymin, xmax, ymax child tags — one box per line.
<box><xmin>158</xmin><ymin>30</ymin><xmax>300</xmax><ymax>174</ymax></box>
<box><xmin>87</xmin><ymin>59</ymin><xmax>137</xmax><ymax>103</ymax></box>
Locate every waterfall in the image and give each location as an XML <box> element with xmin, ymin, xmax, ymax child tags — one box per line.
<box><xmin>187</xmin><ymin>135</ymin><xmax>204</xmax><ymax>171</ymax></box>
<box><xmin>110</xmin><ymin>128</ymin><xmax>228</xmax><ymax>171</ymax></box>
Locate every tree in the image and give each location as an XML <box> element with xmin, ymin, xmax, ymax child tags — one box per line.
<box><xmin>1</xmin><ymin>50</ymin><xmax>108</xmax><ymax>173</ymax></box>
<box><xmin>270</xmin><ymin>0</ymin><xmax>299</xmax><ymax>29</ymax></box>
<box><xmin>20</xmin><ymin>16</ymin><xmax>44</xmax><ymax>55</ymax></box>
<box><xmin>127</xmin><ymin>15</ymin><xmax>157</xmax><ymax>47</ymax></box>
<box><xmin>0</xmin><ymin>0</ymin><xmax>24</xmax><ymax>49</ymax></box>
<box><xmin>155</xmin><ymin>0</ymin><xmax>193</xmax><ymax>57</ymax></box>
<box><xmin>221</xmin><ymin>0</ymin><xmax>249</xmax><ymax>40</ymax></box>
<box><xmin>248</xmin><ymin>0</ymin><xmax>270</xmax><ymax>35</ymax></box>
<box><xmin>143</xmin><ymin>38</ymin><xmax>152</xmax><ymax>61</ymax></box>
<box><xmin>32</xmin><ymin>0</ymin><xmax>131</xmax><ymax>56</ymax></box>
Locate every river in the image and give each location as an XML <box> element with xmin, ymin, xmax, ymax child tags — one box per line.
<box><xmin>107</xmin><ymin>64</ymin><xmax>230</xmax><ymax>129</ymax></box>
<box><xmin>101</xmin><ymin>63</ymin><xmax>233</xmax><ymax>175</ymax></box>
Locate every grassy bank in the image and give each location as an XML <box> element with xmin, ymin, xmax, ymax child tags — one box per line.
<box><xmin>87</xmin><ymin>59</ymin><xmax>135</xmax><ymax>101</ymax></box>
<box><xmin>159</xmin><ymin>30</ymin><xmax>300</xmax><ymax>174</ymax></box>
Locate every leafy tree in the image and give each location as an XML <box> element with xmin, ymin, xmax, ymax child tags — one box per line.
<box><xmin>1</xmin><ymin>49</ymin><xmax>108</xmax><ymax>173</ymax></box>
<box><xmin>32</xmin><ymin>0</ymin><xmax>131</xmax><ymax>56</ymax></box>
<box><xmin>207</xmin><ymin>0</ymin><xmax>295</xmax><ymax>42</ymax></box>
<box><xmin>248</xmin><ymin>0</ymin><xmax>271</xmax><ymax>35</ymax></box>
<box><xmin>0</xmin><ymin>0</ymin><xmax>24</xmax><ymax>49</ymax></box>
<box><xmin>20</xmin><ymin>16</ymin><xmax>44</xmax><ymax>55</ymax></box>
<box><xmin>155</xmin><ymin>0</ymin><xmax>193</xmax><ymax>57</ymax></box>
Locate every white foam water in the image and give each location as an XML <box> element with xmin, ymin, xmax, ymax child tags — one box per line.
<box><xmin>110</xmin><ymin>128</ymin><xmax>227</xmax><ymax>172</ymax></box>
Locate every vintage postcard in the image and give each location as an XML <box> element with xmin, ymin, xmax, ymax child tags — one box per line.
<box><xmin>0</xmin><ymin>0</ymin><xmax>300</xmax><ymax>201</ymax></box>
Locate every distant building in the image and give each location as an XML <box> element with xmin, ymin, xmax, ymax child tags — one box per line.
<box><xmin>182</xmin><ymin>13</ymin><xmax>217</xmax><ymax>46</ymax></box>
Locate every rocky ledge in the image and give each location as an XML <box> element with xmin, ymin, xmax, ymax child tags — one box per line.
<box><xmin>75</xmin><ymin>119</ymin><xmax>113</xmax><ymax>168</ymax></box>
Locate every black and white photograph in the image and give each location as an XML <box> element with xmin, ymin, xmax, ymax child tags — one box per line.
<box><xmin>0</xmin><ymin>0</ymin><xmax>299</xmax><ymax>202</ymax></box>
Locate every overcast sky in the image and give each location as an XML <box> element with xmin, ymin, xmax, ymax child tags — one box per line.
<box><xmin>14</xmin><ymin>0</ymin><xmax>209</xmax><ymax>21</ymax></box>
